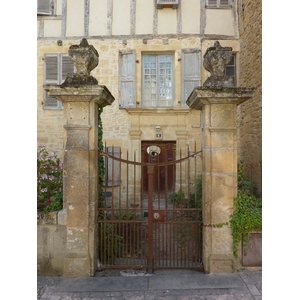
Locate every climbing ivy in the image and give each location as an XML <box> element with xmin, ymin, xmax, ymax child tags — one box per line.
<box><xmin>229</xmin><ymin>164</ymin><xmax>262</xmax><ymax>258</ymax></box>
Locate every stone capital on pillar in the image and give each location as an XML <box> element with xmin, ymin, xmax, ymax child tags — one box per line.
<box><xmin>187</xmin><ymin>86</ymin><xmax>254</xmax><ymax>273</ymax></box>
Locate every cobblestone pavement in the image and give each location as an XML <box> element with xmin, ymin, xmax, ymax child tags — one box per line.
<box><xmin>37</xmin><ymin>269</ymin><xmax>262</xmax><ymax>300</ymax></box>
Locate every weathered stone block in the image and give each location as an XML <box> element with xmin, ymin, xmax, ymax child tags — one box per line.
<box><xmin>211</xmin><ymin>227</ymin><xmax>233</xmax><ymax>255</ymax></box>
<box><xmin>66</xmin><ymin>203</ymin><xmax>89</xmax><ymax>228</ymax></box>
<box><xmin>66</xmin><ymin>228</ymin><xmax>89</xmax><ymax>257</ymax></box>
<box><xmin>64</xmin><ymin>150</ymin><xmax>89</xmax><ymax>177</ymax></box>
<box><xmin>64</xmin><ymin>257</ymin><xmax>91</xmax><ymax>277</ymax></box>
<box><xmin>65</xmin><ymin>127</ymin><xmax>90</xmax><ymax>150</ymax></box>
<box><xmin>209</xmin><ymin>255</ymin><xmax>236</xmax><ymax>273</ymax></box>
<box><xmin>37</xmin><ymin>224</ymin><xmax>66</xmax><ymax>276</ymax></box>
<box><xmin>64</xmin><ymin>177</ymin><xmax>89</xmax><ymax>204</ymax></box>
<box><xmin>211</xmin><ymin>104</ymin><xmax>236</xmax><ymax>127</ymax></box>
<box><xmin>211</xmin><ymin>149</ymin><xmax>236</xmax><ymax>174</ymax></box>
<box><xmin>210</xmin><ymin>131</ymin><xmax>235</xmax><ymax>148</ymax></box>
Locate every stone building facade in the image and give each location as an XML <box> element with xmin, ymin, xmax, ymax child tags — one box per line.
<box><xmin>236</xmin><ymin>0</ymin><xmax>262</xmax><ymax>165</ymax></box>
<box><xmin>37</xmin><ymin>0</ymin><xmax>262</xmax><ymax>275</ymax></box>
<box><xmin>37</xmin><ymin>0</ymin><xmax>262</xmax><ymax>198</ymax></box>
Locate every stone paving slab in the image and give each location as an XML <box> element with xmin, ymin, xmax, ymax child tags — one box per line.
<box><xmin>149</xmin><ymin>273</ymin><xmax>244</xmax><ymax>290</ymax></box>
<box><xmin>38</xmin><ymin>270</ymin><xmax>262</xmax><ymax>300</ymax></box>
<box><xmin>56</xmin><ymin>276</ymin><xmax>148</xmax><ymax>292</ymax></box>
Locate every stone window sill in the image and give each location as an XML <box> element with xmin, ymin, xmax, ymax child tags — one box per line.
<box><xmin>205</xmin><ymin>5</ymin><xmax>232</xmax><ymax>9</ymax></box>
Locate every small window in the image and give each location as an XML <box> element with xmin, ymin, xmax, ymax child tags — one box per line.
<box><xmin>206</xmin><ymin>0</ymin><xmax>231</xmax><ymax>8</ymax></box>
<box><xmin>37</xmin><ymin>0</ymin><xmax>54</xmax><ymax>15</ymax></box>
<box><xmin>157</xmin><ymin>0</ymin><xmax>179</xmax><ymax>9</ymax></box>
<box><xmin>224</xmin><ymin>54</ymin><xmax>236</xmax><ymax>86</ymax></box>
<box><xmin>105</xmin><ymin>147</ymin><xmax>121</xmax><ymax>186</ymax></box>
<box><xmin>142</xmin><ymin>54</ymin><xmax>174</xmax><ymax>108</ymax></box>
<box><xmin>43</xmin><ymin>54</ymin><xmax>75</xmax><ymax>109</ymax></box>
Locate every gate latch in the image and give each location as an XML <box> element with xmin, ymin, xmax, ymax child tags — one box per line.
<box><xmin>153</xmin><ymin>210</ymin><xmax>164</xmax><ymax>222</ymax></box>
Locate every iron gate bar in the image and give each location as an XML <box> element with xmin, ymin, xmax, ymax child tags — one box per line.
<box><xmin>98</xmin><ymin>150</ymin><xmax>202</xmax><ymax>167</ymax></box>
<box><xmin>98</xmin><ymin>144</ymin><xmax>202</xmax><ymax>271</ymax></box>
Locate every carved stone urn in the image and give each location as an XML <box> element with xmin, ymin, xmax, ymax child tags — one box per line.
<box><xmin>203</xmin><ymin>41</ymin><xmax>233</xmax><ymax>87</ymax></box>
<box><xmin>61</xmin><ymin>38</ymin><xmax>99</xmax><ymax>86</ymax></box>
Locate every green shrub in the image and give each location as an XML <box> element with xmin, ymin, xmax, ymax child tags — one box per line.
<box><xmin>189</xmin><ymin>174</ymin><xmax>203</xmax><ymax>210</ymax></box>
<box><xmin>230</xmin><ymin>164</ymin><xmax>262</xmax><ymax>258</ymax></box>
<box><xmin>168</xmin><ymin>189</ymin><xmax>186</xmax><ymax>206</ymax></box>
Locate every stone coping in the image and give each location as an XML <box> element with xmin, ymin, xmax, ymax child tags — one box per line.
<box><xmin>37</xmin><ymin>209</ymin><xmax>66</xmax><ymax>226</ymax></box>
<box><xmin>43</xmin><ymin>84</ymin><xmax>115</xmax><ymax>107</ymax></box>
<box><xmin>186</xmin><ymin>86</ymin><xmax>255</xmax><ymax>110</ymax></box>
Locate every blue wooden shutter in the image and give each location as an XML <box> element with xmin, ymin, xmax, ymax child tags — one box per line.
<box><xmin>181</xmin><ymin>49</ymin><xmax>201</xmax><ymax>106</ymax></box>
<box><xmin>220</xmin><ymin>0</ymin><xmax>229</xmax><ymax>6</ymax></box>
<box><xmin>37</xmin><ymin>0</ymin><xmax>52</xmax><ymax>15</ymax></box>
<box><xmin>61</xmin><ymin>54</ymin><xmax>75</xmax><ymax>83</ymax></box>
<box><xmin>44</xmin><ymin>54</ymin><xmax>59</xmax><ymax>109</ymax></box>
<box><xmin>119</xmin><ymin>50</ymin><xmax>136</xmax><ymax>108</ymax></box>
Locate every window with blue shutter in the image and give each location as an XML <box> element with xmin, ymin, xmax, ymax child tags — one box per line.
<box><xmin>181</xmin><ymin>49</ymin><xmax>201</xmax><ymax>106</ymax></box>
<box><xmin>43</xmin><ymin>54</ymin><xmax>75</xmax><ymax>109</ymax></box>
<box><xmin>206</xmin><ymin>0</ymin><xmax>231</xmax><ymax>8</ymax></box>
<box><xmin>119</xmin><ymin>50</ymin><xmax>136</xmax><ymax>108</ymax></box>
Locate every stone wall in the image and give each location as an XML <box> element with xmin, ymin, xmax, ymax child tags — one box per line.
<box><xmin>37</xmin><ymin>211</ymin><xmax>66</xmax><ymax>276</ymax></box>
<box><xmin>237</xmin><ymin>0</ymin><xmax>262</xmax><ymax>166</ymax></box>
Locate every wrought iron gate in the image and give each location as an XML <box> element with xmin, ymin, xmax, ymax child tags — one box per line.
<box><xmin>98</xmin><ymin>143</ymin><xmax>202</xmax><ymax>272</ymax></box>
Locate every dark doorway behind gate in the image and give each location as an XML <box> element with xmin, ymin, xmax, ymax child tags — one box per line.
<box><xmin>141</xmin><ymin>141</ymin><xmax>176</xmax><ymax>197</ymax></box>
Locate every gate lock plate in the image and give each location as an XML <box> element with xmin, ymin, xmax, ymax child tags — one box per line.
<box><xmin>153</xmin><ymin>210</ymin><xmax>164</xmax><ymax>222</ymax></box>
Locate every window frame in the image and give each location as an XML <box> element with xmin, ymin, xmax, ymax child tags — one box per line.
<box><xmin>224</xmin><ymin>53</ymin><xmax>237</xmax><ymax>86</ymax></box>
<box><xmin>37</xmin><ymin>0</ymin><xmax>55</xmax><ymax>15</ymax></box>
<box><xmin>141</xmin><ymin>53</ymin><xmax>175</xmax><ymax>109</ymax></box>
<box><xmin>157</xmin><ymin>0</ymin><xmax>179</xmax><ymax>9</ymax></box>
<box><xmin>181</xmin><ymin>48</ymin><xmax>201</xmax><ymax>107</ymax></box>
<box><xmin>206</xmin><ymin>0</ymin><xmax>232</xmax><ymax>9</ymax></box>
<box><xmin>43</xmin><ymin>53</ymin><xmax>75</xmax><ymax>110</ymax></box>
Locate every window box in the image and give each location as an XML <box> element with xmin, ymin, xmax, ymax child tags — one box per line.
<box><xmin>157</xmin><ymin>0</ymin><xmax>179</xmax><ymax>9</ymax></box>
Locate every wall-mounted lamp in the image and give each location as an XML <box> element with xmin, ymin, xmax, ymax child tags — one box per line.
<box><xmin>156</xmin><ymin>125</ymin><xmax>161</xmax><ymax>130</ymax></box>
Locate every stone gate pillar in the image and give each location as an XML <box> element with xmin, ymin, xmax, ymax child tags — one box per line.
<box><xmin>187</xmin><ymin>42</ymin><xmax>254</xmax><ymax>273</ymax></box>
<box><xmin>44</xmin><ymin>39</ymin><xmax>115</xmax><ymax>277</ymax></box>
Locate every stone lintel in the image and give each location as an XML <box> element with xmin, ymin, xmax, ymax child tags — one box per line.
<box><xmin>126</xmin><ymin>108</ymin><xmax>190</xmax><ymax>115</ymax></box>
<box><xmin>186</xmin><ymin>87</ymin><xmax>255</xmax><ymax>110</ymax></box>
<box><xmin>43</xmin><ymin>85</ymin><xmax>115</xmax><ymax>107</ymax></box>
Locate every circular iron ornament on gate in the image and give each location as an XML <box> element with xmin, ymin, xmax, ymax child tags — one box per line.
<box><xmin>146</xmin><ymin>145</ymin><xmax>161</xmax><ymax>158</ymax></box>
